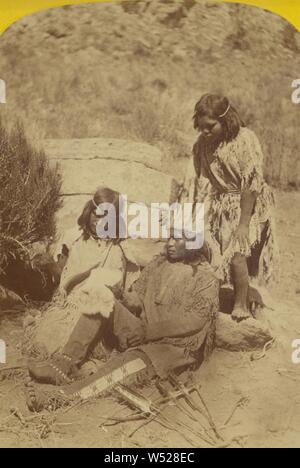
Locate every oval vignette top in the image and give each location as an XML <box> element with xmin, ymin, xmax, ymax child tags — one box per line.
<box><xmin>0</xmin><ymin>0</ymin><xmax>299</xmax><ymax>36</ymax></box>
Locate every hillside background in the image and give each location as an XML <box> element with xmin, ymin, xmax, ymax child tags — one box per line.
<box><xmin>0</xmin><ymin>0</ymin><xmax>299</xmax><ymax>187</ymax></box>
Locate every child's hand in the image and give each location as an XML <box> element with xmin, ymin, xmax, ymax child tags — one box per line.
<box><xmin>233</xmin><ymin>224</ymin><xmax>250</xmax><ymax>253</ymax></box>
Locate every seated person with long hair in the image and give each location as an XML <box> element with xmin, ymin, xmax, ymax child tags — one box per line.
<box><xmin>26</xmin><ymin>220</ymin><xmax>219</xmax><ymax>411</ymax></box>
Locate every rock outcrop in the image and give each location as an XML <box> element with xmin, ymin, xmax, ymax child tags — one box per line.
<box><xmin>216</xmin><ymin>313</ymin><xmax>273</xmax><ymax>352</ymax></box>
<box><xmin>44</xmin><ymin>138</ymin><xmax>180</xmax><ymax>237</ymax></box>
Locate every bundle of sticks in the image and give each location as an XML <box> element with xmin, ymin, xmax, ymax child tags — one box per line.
<box><xmin>101</xmin><ymin>373</ymin><xmax>240</xmax><ymax>448</ymax></box>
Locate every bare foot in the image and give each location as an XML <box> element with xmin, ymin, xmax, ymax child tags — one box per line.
<box><xmin>232</xmin><ymin>306</ymin><xmax>251</xmax><ymax>322</ymax></box>
<box><xmin>247</xmin><ymin>287</ymin><xmax>264</xmax><ymax>316</ymax></box>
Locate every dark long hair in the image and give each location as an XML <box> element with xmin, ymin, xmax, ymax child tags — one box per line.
<box><xmin>77</xmin><ymin>186</ymin><xmax>121</xmax><ymax>240</ymax></box>
<box><xmin>193</xmin><ymin>94</ymin><xmax>245</xmax><ymax>142</ymax></box>
<box><xmin>192</xmin><ymin>94</ymin><xmax>245</xmax><ymax>177</ymax></box>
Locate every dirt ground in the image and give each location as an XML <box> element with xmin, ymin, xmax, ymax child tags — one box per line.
<box><xmin>1</xmin><ymin>190</ymin><xmax>300</xmax><ymax>449</ymax></box>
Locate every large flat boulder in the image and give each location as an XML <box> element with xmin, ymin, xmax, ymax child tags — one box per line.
<box><xmin>57</xmin><ymin>158</ymin><xmax>179</xmax><ymax>203</ymax></box>
<box><xmin>43</xmin><ymin>138</ymin><xmax>163</xmax><ymax>171</ymax></box>
<box><xmin>216</xmin><ymin>313</ymin><xmax>273</xmax><ymax>352</ymax></box>
<box><xmin>43</xmin><ymin>138</ymin><xmax>180</xmax><ymax>236</ymax></box>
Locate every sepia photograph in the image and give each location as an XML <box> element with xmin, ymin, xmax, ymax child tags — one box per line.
<box><xmin>0</xmin><ymin>0</ymin><xmax>300</xmax><ymax>449</ymax></box>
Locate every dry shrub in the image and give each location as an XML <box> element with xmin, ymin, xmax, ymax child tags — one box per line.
<box><xmin>0</xmin><ymin>119</ymin><xmax>62</xmax><ymax>272</ymax></box>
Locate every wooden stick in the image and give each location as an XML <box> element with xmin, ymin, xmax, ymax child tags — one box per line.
<box><xmin>156</xmin><ymin>381</ymin><xmax>216</xmax><ymax>446</ymax></box>
<box><xmin>194</xmin><ymin>384</ymin><xmax>223</xmax><ymax>441</ymax></box>
<box><xmin>101</xmin><ymin>414</ymin><xmax>145</xmax><ymax>427</ymax></box>
<box><xmin>0</xmin><ymin>365</ymin><xmax>26</xmax><ymax>373</ymax></box>
<box><xmin>169</xmin><ymin>374</ymin><xmax>223</xmax><ymax>441</ymax></box>
<box><xmin>10</xmin><ymin>407</ymin><xmax>27</xmax><ymax>426</ymax></box>
<box><xmin>223</xmin><ymin>397</ymin><xmax>249</xmax><ymax>427</ymax></box>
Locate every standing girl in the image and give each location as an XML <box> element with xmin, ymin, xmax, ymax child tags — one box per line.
<box><xmin>184</xmin><ymin>93</ymin><xmax>277</xmax><ymax>321</ymax></box>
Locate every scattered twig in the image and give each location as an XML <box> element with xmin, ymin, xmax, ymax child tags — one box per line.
<box><xmin>10</xmin><ymin>407</ymin><xmax>27</xmax><ymax>426</ymax></box>
<box><xmin>155</xmin><ymin>380</ymin><xmax>198</xmax><ymax>423</ymax></box>
<box><xmin>250</xmin><ymin>338</ymin><xmax>275</xmax><ymax>361</ymax></box>
<box><xmin>169</xmin><ymin>374</ymin><xmax>223</xmax><ymax>442</ymax></box>
<box><xmin>223</xmin><ymin>397</ymin><xmax>249</xmax><ymax>427</ymax></box>
<box><xmin>277</xmin><ymin>368</ymin><xmax>300</xmax><ymax>383</ymax></box>
<box><xmin>0</xmin><ymin>365</ymin><xmax>26</xmax><ymax>373</ymax></box>
<box><xmin>193</xmin><ymin>384</ymin><xmax>224</xmax><ymax>441</ymax></box>
<box><xmin>128</xmin><ymin>413</ymin><xmax>158</xmax><ymax>438</ymax></box>
<box><xmin>100</xmin><ymin>414</ymin><xmax>145</xmax><ymax>427</ymax></box>
<box><xmin>156</xmin><ymin>380</ymin><xmax>216</xmax><ymax>446</ymax></box>
<box><xmin>114</xmin><ymin>384</ymin><xmax>204</xmax><ymax>447</ymax></box>
<box><xmin>215</xmin><ymin>435</ymin><xmax>247</xmax><ymax>449</ymax></box>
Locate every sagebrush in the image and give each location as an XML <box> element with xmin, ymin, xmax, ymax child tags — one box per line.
<box><xmin>0</xmin><ymin>120</ymin><xmax>62</xmax><ymax>272</ymax></box>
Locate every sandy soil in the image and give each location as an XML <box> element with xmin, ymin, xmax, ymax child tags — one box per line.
<box><xmin>0</xmin><ymin>190</ymin><xmax>300</xmax><ymax>449</ymax></box>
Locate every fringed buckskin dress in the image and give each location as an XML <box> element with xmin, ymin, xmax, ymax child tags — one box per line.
<box><xmin>114</xmin><ymin>254</ymin><xmax>219</xmax><ymax>378</ymax></box>
<box><xmin>183</xmin><ymin>127</ymin><xmax>278</xmax><ymax>284</ymax></box>
<box><xmin>24</xmin><ymin>229</ymin><xmax>141</xmax><ymax>357</ymax></box>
